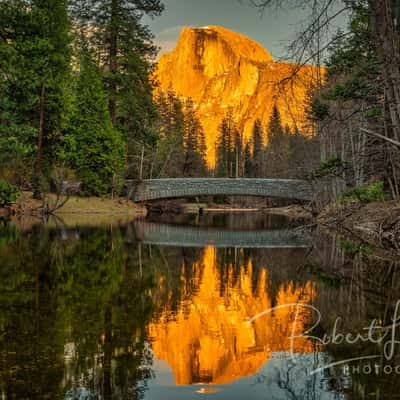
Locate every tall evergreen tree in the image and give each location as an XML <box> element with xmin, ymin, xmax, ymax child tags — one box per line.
<box><xmin>182</xmin><ymin>98</ymin><xmax>207</xmax><ymax>177</ymax></box>
<box><xmin>0</xmin><ymin>0</ymin><xmax>72</xmax><ymax>194</ymax></box>
<box><xmin>153</xmin><ymin>88</ymin><xmax>185</xmax><ymax>177</ymax></box>
<box><xmin>243</xmin><ymin>142</ymin><xmax>253</xmax><ymax>178</ymax></box>
<box><xmin>251</xmin><ymin>119</ymin><xmax>264</xmax><ymax>178</ymax></box>
<box><xmin>233</xmin><ymin>128</ymin><xmax>243</xmax><ymax>178</ymax></box>
<box><xmin>265</xmin><ymin>104</ymin><xmax>290</xmax><ymax>177</ymax></box>
<box><xmin>215</xmin><ymin>110</ymin><xmax>236</xmax><ymax>177</ymax></box>
<box><xmin>69</xmin><ymin>50</ymin><xmax>125</xmax><ymax>195</ymax></box>
<box><xmin>70</xmin><ymin>0</ymin><xmax>164</xmax><ymax>147</ymax></box>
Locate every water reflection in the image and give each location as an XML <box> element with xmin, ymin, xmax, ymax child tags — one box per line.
<box><xmin>134</xmin><ymin>220</ymin><xmax>311</xmax><ymax>248</ymax></box>
<box><xmin>0</xmin><ymin>216</ymin><xmax>400</xmax><ymax>399</ymax></box>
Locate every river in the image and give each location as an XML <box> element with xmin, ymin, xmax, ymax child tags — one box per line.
<box><xmin>0</xmin><ymin>213</ymin><xmax>399</xmax><ymax>399</ymax></box>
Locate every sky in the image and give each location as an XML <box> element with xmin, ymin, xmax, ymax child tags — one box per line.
<box><xmin>144</xmin><ymin>0</ymin><xmax>348</xmax><ymax>60</ymax></box>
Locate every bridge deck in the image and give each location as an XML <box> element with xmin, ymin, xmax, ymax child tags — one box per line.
<box><xmin>127</xmin><ymin>178</ymin><xmax>312</xmax><ymax>202</ymax></box>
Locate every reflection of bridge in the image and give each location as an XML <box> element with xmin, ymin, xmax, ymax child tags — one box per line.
<box><xmin>127</xmin><ymin>178</ymin><xmax>312</xmax><ymax>202</ymax></box>
<box><xmin>134</xmin><ymin>221</ymin><xmax>311</xmax><ymax>248</ymax></box>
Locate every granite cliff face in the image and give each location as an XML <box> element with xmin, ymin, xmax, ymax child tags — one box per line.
<box><xmin>154</xmin><ymin>26</ymin><xmax>320</xmax><ymax>165</ymax></box>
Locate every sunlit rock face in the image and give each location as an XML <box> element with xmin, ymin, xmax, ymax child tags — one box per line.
<box><xmin>154</xmin><ymin>26</ymin><xmax>321</xmax><ymax>166</ymax></box>
<box><xmin>148</xmin><ymin>247</ymin><xmax>316</xmax><ymax>386</ymax></box>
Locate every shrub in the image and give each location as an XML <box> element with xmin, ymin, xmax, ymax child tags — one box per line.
<box><xmin>340</xmin><ymin>181</ymin><xmax>389</xmax><ymax>203</ymax></box>
<box><xmin>0</xmin><ymin>180</ymin><xmax>20</xmax><ymax>207</ymax></box>
<box><xmin>307</xmin><ymin>157</ymin><xmax>348</xmax><ymax>181</ymax></box>
<box><xmin>308</xmin><ymin>98</ymin><xmax>330</xmax><ymax>121</ymax></box>
<box><xmin>339</xmin><ymin>238</ymin><xmax>373</xmax><ymax>256</ymax></box>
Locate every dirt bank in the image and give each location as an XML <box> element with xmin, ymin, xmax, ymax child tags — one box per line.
<box><xmin>6</xmin><ymin>191</ymin><xmax>146</xmax><ymax>217</ymax></box>
<box><xmin>318</xmin><ymin>200</ymin><xmax>400</xmax><ymax>252</ymax></box>
<box><xmin>263</xmin><ymin>205</ymin><xmax>313</xmax><ymax>221</ymax></box>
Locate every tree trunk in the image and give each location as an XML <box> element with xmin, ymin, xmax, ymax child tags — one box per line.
<box><xmin>33</xmin><ymin>84</ymin><xmax>45</xmax><ymax>200</ymax></box>
<box><xmin>109</xmin><ymin>0</ymin><xmax>119</xmax><ymax>125</ymax></box>
<box><xmin>369</xmin><ymin>0</ymin><xmax>400</xmax><ymax>134</ymax></box>
<box><xmin>368</xmin><ymin>0</ymin><xmax>400</xmax><ymax>198</ymax></box>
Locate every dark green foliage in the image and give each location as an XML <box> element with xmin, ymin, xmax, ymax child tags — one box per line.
<box><xmin>243</xmin><ymin>142</ymin><xmax>253</xmax><ymax>178</ymax></box>
<box><xmin>0</xmin><ymin>224</ymin><xmax>159</xmax><ymax>399</ymax></box>
<box><xmin>314</xmin><ymin>3</ymin><xmax>389</xmax><ymax>198</ymax></box>
<box><xmin>340</xmin><ymin>181</ymin><xmax>389</xmax><ymax>203</ymax></box>
<box><xmin>0</xmin><ymin>180</ymin><xmax>20</xmax><ymax>207</ymax></box>
<box><xmin>153</xmin><ymin>89</ymin><xmax>185</xmax><ymax>177</ymax></box>
<box><xmin>182</xmin><ymin>98</ymin><xmax>208</xmax><ymax>177</ymax></box>
<box><xmin>307</xmin><ymin>157</ymin><xmax>348</xmax><ymax>181</ymax></box>
<box><xmin>224</xmin><ymin>107</ymin><xmax>319</xmax><ymax>180</ymax></box>
<box><xmin>0</xmin><ymin>0</ymin><xmax>72</xmax><ymax>177</ymax></box>
<box><xmin>339</xmin><ymin>238</ymin><xmax>373</xmax><ymax>256</ymax></box>
<box><xmin>308</xmin><ymin>98</ymin><xmax>330</xmax><ymax>121</ymax></box>
<box><xmin>152</xmin><ymin>90</ymin><xmax>208</xmax><ymax>178</ymax></box>
<box><xmin>0</xmin><ymin>0</ymin><xmax>164</xmax><ymax>193</ymax></box>
<box><xmin>69</xmin><ymin>51</ymin><xmax>125</xmax><ymax>195</ymax></box>
<box><xmin>70</xmin><ymin>0</ymin><xmax>164</xmax><ymax>147</ymax></box>
<box><xmin>250</xmin><ymin>119</ymin><xmax>263</xmax><ymax>177</ymax></box>
<box><xmin>264</xmin><ymin>105</ymin><xmax>290</xmax><ymax>177</ymax></box>
<box><xmin>215</xmin><ymin>110</ymin><xmax>239</xmax><ymax>177</ymax></box>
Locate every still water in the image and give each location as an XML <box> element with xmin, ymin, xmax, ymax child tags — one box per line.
<box><xmin>0</xmin><ymin>213</ymin><xmax>399</xmax><ymax>399</ymax></box>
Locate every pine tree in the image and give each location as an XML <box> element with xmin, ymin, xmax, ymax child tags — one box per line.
<box><xmin>251</xmin><ymin>119</ymin><xmax>264</xmax><ymax>178</ymax></box>
<box><xmin>154</xmin><ymin>88</ymin><xmax>185</xmax><ymax>177</ymax></box>
<box><xmin>182</xmin><ymin>98</ymin><xmax>208</xmax><ymax>177</ymax></box>
<box><xmin>70</xmin><ymin>0</ymin><xmax>164</xmax><ymax>147</ymax></box>
<box><xmin>243</xmin><ymin>142</ymin><xmax>253</xmax><ymax>178</ymax></box>
<box><xmin>215</xmin><ymin>110</ymin><xmax>236</xmax><ymax>177</ymax></box>
<box><xmin>233</xmin><ymin>129</ymin><xmax>243</xmax><ymax>178</ymax></box>
<box><xmin>0</xmin><ymin>0</ymin><xmax>72</xmax><ymax>194</ymax></box>
<box><xmin>70</xmin><ymin>50</ymin><xmax>125</xmax><ymax>195</ymax></box>
<box><xmin>265</xmin><ymin>104</ymin><xmax>289</xmax><ymax>177</ymax></box>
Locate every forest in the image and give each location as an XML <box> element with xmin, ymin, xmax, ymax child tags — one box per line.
<box><xmin>2</xmin><ymin>2</ymin><xmax>400</xmax><ymax>398</ymax></box>
<box><xmin>0</xmin><ymin>0</ymin><xmax>399</xmax><ymax>218</ymax></box>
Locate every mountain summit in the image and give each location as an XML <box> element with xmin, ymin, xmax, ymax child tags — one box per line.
<box><xmin>154</xmin><ymin>26</ymin><xmax>320</xmax><ymax>165</ymax></box>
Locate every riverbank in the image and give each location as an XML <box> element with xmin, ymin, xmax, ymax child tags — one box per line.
<box><xmin>318</xmin><ymin>200</ymin><xmax>400</xmax><ymax>253</ymax></box>
<box><xmin>2</xmin><ymin>191</ymin><xmax>146</xmax><ymax>217</ymax></box>
<box><xmin>263</xmin><ymin>205</ymin><xmax>312</xmax><ymax>221</ymax></box>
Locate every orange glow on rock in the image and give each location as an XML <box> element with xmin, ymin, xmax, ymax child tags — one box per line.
<box><xmin>154</xmin><ymin>26</ymin><xmax>324</xmax><ymax>167</ymax></box>
<box><xmin>148</xmin><ymin>247</ymin><xmax>316</xmax><ymax>385</ymax></box>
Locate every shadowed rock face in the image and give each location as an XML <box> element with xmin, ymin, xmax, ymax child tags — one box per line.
<box><xmin>154</xmin><ymin>25</ymin><xmax>322</xmax><ymax>166</ymax></box>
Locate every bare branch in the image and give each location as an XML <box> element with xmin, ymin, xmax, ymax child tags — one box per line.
<box><xmin>360</xmin><ymin>127</ymin><xmax>400</xmax><ymax>148</ymax></box>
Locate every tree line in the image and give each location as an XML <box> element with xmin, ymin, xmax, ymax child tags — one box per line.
<box><xmin>0</xmin><ymin>0</ymin><xmax>164</xmax><ymax>198</ymax></box>
<box><xmin>138</xmin><ymin>88</ymin><xmax>208</xmax><ymax>179</ymax></box>
<box><xmin>251</xmin><ymin>0</ymin><xmax>400</xmax><ymax>205</ymax></box>
<box><xmin>310</xmin><ymin>1</ymin><xmax>400</xmax><ymax>202</ymax></box>
<box><xmin>2</xmin><ymin>0</ymin><xmax>400</xmax><ymax>208</ymax></box>
<box><xmin>215</xmin><ymin>105</ymin><xmax>319</xmax><ymax>179</ymax></box>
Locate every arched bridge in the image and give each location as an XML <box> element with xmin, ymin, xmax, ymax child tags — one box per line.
<box><xmin>127</xmin><ymin>178</ymin><xmax>312</xmax><ymax>202</ymax></box>
<box><xmin>134</xmin><ymin>221</ymin><xmax>311</xmax><ymax>248</ymax></box>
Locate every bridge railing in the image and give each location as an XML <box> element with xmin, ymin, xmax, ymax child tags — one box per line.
<box><xmin>126</xmin><ymin>178</ymin><xmax>313</xmax><ymax>202</ymax></box>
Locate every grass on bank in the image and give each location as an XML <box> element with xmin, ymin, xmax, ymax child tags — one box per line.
<box><xmin>15</xmin><ymin>191</ymin><xmax>146</xmax><ymax>216</ymax></box>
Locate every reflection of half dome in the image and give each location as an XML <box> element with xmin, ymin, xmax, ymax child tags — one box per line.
<box><xmin>148</xmin><ymin>247</ymin><xmax>316</xmax><ymax>385</ymax></box>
